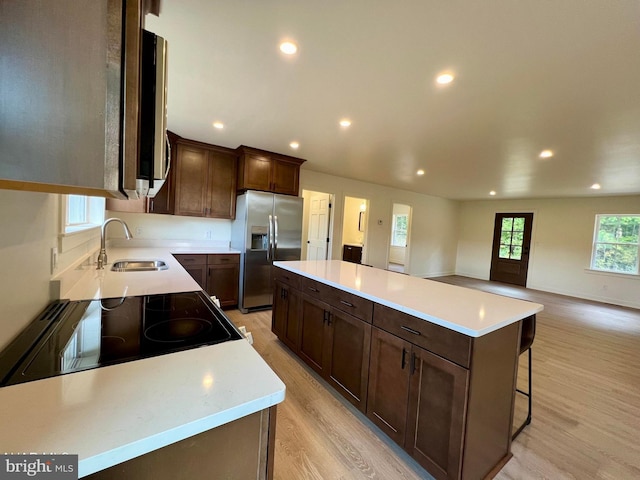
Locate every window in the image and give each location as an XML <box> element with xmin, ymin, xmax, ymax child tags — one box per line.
<box><xmin>63</xmin><ymin>195</ymin><xmax>105</xmax><ymax>234</ymax></box>
<box><xmin>591</xmin><ymin>215</ymin><xmax>640</xmax><ymax>275</ymax></box>
<box><xmin>391</xmin><ymin>214</ymin><xmax>408</xmax><ymax>247</ymax></box>
<box><xmin>499</xmin><ymin>216</ymin><xmax>525</xmax><ymax>260</ymax></box>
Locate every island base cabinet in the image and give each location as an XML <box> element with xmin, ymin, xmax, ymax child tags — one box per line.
<box><xmin>298</xmin><ymin>294</ymin><xmax>330</xmax><ymax>375</ymax></box>
<box><xmin>366</xmin><ymin>327</ymin><xmax>412</xmax><ymax>446</ymax></box>
<box><xmin>296</xmin><ymin>293</ymin><xmax>371</xmax><ymax>412</ymax></box>
<box><xmin>85</xmin><ymin>407</ymin><xmax>277</xmax><ymax>480</ymax></box>
<box><xmin>272</xmin><ymin>281</ymin><xmax>301</xmax><ymax>352</ymax></box>
<box><xmin>405</xmin><ymin>346</ymin><xmax>469</xmax><ymax>480</ymax></box>
<box><xmin>325</xmin><ymin>307</ymin><xmax>371</xmax><ymax>412</ymax></box>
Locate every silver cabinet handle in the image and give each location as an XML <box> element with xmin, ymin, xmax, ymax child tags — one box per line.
<box><xmin>401</xmin><ymin>325</ymin><xmax>421</xmax><ymax>336</ymax></box>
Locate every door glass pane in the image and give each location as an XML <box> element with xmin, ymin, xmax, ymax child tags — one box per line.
<box><xmin>512</xmin><ymin>231</ymin><xmax>524</xmax><ymax>246</ymax></box>
<box><xmin>502</xmin><ymin>217</ymin><xmax>513</xmax><ymax>230</ymax></box>
<box><xmin>513</xmin><ymin>217</ymin><xmax>525</xmax><ymax>231</ymax></box>
<box><xmin>499</xmin><ymin>245</ymin><xmax>510</xmax><ymax>258</ymax></box>
<box><xmin>512</xmin><ymin>246</ymin><xmax>522</xmax><ymax>260</ymax></box>
<box><xmin>500</xmin><ymin>231</ymin><xmax>512</xmax><ymax>244</ymax></box>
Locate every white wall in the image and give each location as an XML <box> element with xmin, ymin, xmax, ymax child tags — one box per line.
<box><xmin>300</xmin><ymin>170</ymin><xmax>459</xmax><ymax>277</ymax></box>
<box><xmin>0</xmin><ymin>190</ymin><xmax>100</xmax><ymax>349</ymax></box>
<box><xmin>105</xmin><ymin>211</ymin><xmax>231</xmax><ymax>243</ymax></box>
<box><xmin>456</xmin><ymin>195</ymin><xmax>640</xmax><ymax>308</ymax></box>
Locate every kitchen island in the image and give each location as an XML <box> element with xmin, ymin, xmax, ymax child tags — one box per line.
<box><xmin>272</xmin><ymin>260</ymin><xmax>543</xmax><ymax>480</ymax></box>
<box><xmin>0</xmin><ymin>244</ymin><xmax>285</xmax><ymax>479</ymax></box>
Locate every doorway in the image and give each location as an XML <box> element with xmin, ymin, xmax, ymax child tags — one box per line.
<box><xmin>342</xmin><ymin>196</ymin><xmax>369</xmax><ymax>264</ymax></box>
<box><xmin>302</xmin><ymin>190</ymin><xmax>333</xmax><ymax>261</ymax></box>
<box><xmin>388</xmin><ymin>203</ymin><xmax>412</xmax><ymax>273</ymax></box>
<box><xmin>489</xmin><ymin>213</ymin><xmax>534</xmax><ymax>286</ymax></box>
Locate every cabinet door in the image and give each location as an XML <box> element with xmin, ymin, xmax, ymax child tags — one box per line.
<box><xmin>207</xmin><ymin>150</ymin><xmax>237</xmax><ymax>219</ymax></box>
<box><xmin>184</xmin><ymin>264</ymin><xmax>207</xmax><ymax>290</ymax></box>
<box><xmin>241</xmin><ymin>152</ymin><xmax>272</xmax><ymax>191</ymax></box>
<box><xmin>174</xmin><ymin>144</ymin><xmax>209</xmax><ymax>217</ymax></box>
<box><xmin>207</xmin><ymin>264</ymin><xmax>239</xmax><ymax>307</ymax></box>
<box><xmin>174</xmin><ymin>254</ymin><xmax>207</xmax><ymax>289</ymax></box>
<box><xmin>272</xmin><ymin>282</ymin><xmax>301</xmax><ymax>352</ymax></box>
<box><xmin>272</xmin><ymin>157</ymin><xmax>300</xmax><ymax>195</ymax></box>
<box><xmin>326</xmin><ymin>307</ymin><xmax>371</xmax><ymax>412</ymax></box>
<box><xmin>299</xmin><ymin>294</ymin><xmax>331</xmax><ymax>375</ymax></box>
<box><xmin>366</xmin><ymin>327</ymin><xmax>412</xmax><ymax>446</ymax></box>
<box><xmin>406</xmin><ymin>346</ymin><xmax>469</xmax><ymax>480</ymax></box>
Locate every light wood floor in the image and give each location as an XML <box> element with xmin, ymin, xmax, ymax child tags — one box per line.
<box><xmin>226</xmin><ymin>276</ymin><xmax>640</xmax><ymax>479</ymax></box>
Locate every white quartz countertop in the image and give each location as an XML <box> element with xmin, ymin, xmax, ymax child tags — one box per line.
<box><xmin>1</xmin><ymin>244</ymin><xmax>284</xmax><ymax>477</ymax></box>
<box><xmin>274</xmin><ymin>260</ymin><xmax>543</xmax><ymax>337</ymax></box>
<box><xmin>61</xmin><ymin>246</ymin><xmax>239</xmax><ymax>301</ymax></box>
<box><xmin>0</xmin><ymin>339</ymin><xmax>285</xmax><ymax>477</ymax></box>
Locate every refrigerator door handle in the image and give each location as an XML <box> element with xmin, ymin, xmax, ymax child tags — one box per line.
<box><xmin>273</xmin><ymin>215</ymin><xmax>279</xmax><ymax>260</ymax></box>
<box><xmin>267</xmin><ymin>214</ymin><xmax>273</xmax><ymax>261</ymax></box>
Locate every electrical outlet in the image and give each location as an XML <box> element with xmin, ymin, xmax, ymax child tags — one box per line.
<box><xmin>51</xmin><ymin>247</ymin><xmax>58</xmax><ymax>273</ymax></box>
<box><xmin>135</xmin><ymin>227</ymin><xmax>143</xmax><ymax>236</ymax></box>
<box><xmin>205</xmin><ymin>230</ymin><xmax>212</xmax><ymax>240</ymax></box>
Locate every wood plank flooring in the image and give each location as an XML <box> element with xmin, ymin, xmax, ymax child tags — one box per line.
<box><xmin>226</xmin><ymin>276</ymin><xmax>640</xmax><ymax>479</ymax></box>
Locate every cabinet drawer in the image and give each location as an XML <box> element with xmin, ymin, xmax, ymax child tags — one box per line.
<box><xmin>302</xmin><ymin>277</ymin><xmax>373</xmax><ymax>323</ymax></box>
<box><xmin>373</xmin><ymin>304</ymin><xmax>471</xmax><ymax>368</ymax></box>
<box><xmin>273</xmin><ymin>268</ymin><xmax>302</xmax><ymax>290</ymax></box>
<box><xmin>173</xmin><ymin>254</ymin><xmax>207</xmax><ymax>266</ymax></box>
<box><xmin>207</xmin><ymin>254</ymin><xmax>240</xmax><ymax>265</ymax></box>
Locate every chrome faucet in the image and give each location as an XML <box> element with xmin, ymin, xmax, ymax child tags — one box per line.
<box><xmin>97</xmin><ymin>218</ymin><xmax>133</xmax><ymax>269</ymax></box>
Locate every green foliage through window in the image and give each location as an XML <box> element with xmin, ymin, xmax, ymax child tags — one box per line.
<box><xmin>499</xmin><ymin>216</ymin><xmax>525</xmax><ymax>260</ymax></box>
<box><xmin>591</xmin><ymin>215</ymin><xmax>640</xmax><ymax>274</ymax></box>
<box><xmin>391</xmin><ymin>214</ymin><xmax>408</xmax><ymax>247</ymax></box>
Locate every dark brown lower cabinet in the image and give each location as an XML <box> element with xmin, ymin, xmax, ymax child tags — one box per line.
<box><xmin>405</xmin><ymin>345</ymin><xmax>469</xmax><ymax>480</ymax></box>
<box><xmin>295</xmin><ymin>293</ymin><xmax>371</xmax><ymax>412</ymax></box>
<box><xmin>366</xmin><ymin>327</ymin><xmax>412</xmax><ymax>446</ymax></box>
<box><xmin>272</xmin><ymin>281</ymin><xmax>301</xmax><ymax>353</ymax></box>
<box><xmin>174</xmin><ymin>254</ymin><xmax>239</xmax><ymax>308</ymax></box>
<box><xmin>271</xmin><ymin>267</ymin><xmax>522</xmax><ymax>480</ymax></box>
<box><xmin>368</xmin><ymin>327</ymin><xmax>469</xmax><ymax>480</ymax></box>
<box><xmin>325</xmin><ymin>307</ymin><xmax>371</xmax><ymax>411</ymax></box>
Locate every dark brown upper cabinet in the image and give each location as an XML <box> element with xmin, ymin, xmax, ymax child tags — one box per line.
<box><xmin>236</xmin><ymin>146</ymin><xmax>305</xmax><ymax>196</ymax></box>
<box><xmin>173</xmin><ymin>139</ymin><xmax>237</xmax><ymax>219</ymax></box>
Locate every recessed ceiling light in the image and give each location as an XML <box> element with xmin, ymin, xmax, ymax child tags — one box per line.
<box><xmin>539</xmin><ymin>149</ymin><xmax>554</xmax><ymax>158</ymax></box>
<box><xmin>339</xmin><ymin>119</ymin><xmax>352</xmax><ymax>127</ymax></box>
<box><xmin>489</xmin><ymin>190</ymin><xmax>497</xmax><ymax>196</ymax></box>
<box><xmin>416</xmin><ymin>169</ymin><xmax>425</xmax><ymax>176</ymax></box>
<box><xmin>289</xmin><ymin>141</ymin><xmax>299</xmax><ymax>149</ymax></box>
<box><xmin>279</xmin><ymin>41</ymin><xmax>298</xmax><ymax>55</ymax></box>
<box><xmin>591</xmin><ymin>183</ymin><xmax>601</xmax><ymax>190</ymax></box>
<box><xmin>436</xmin><ymin>72</ymin><xmax>455</xmax><ymax>85</ymax></box>
<box><xmin>212</xmin><ymin>122</ymin><xmax>224</xmax><ymax>129</ymax></box>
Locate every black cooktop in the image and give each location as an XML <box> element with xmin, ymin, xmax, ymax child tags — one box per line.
<box><xmin>0</xmin><ymin>291</ymin><xmax>242</xmax><ymax>386</ymax></box>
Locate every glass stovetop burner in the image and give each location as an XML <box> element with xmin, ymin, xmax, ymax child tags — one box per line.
<box><xmin>0</xmin><ymin>291</ymin><xmax>242</xmax><ymax>386</ymax></box>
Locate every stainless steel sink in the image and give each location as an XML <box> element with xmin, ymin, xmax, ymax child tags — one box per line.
<box><xmin>111</xmin><ymin>260</ymin><xmax>169</xmax><ymax>272</ymax></box>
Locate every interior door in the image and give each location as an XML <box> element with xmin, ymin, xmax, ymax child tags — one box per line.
<box><xmin>306</xmin><ymin>192</ymin><xmax>331</xmax><ymax>261</ymax></box>
<box><xmin>490</xmin><ymin>213</ymin><xmax>533</xmax><ymax>286</ymax></box>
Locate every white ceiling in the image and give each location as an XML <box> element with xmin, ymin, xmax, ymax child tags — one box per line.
<box><xmin>146</xmin><ymin>1</ymin><xmax>640</xmax><ymax>200</ymax></box>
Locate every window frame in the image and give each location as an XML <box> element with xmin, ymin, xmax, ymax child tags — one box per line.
<box><xmin>590</xmin><ymin>214</ymin><xmax>640</xmax><ymax>275</ymax></box>
<box><xmin>391</xmin><ymin>213</ymin><xmax>408</xmax><ymax>247</ymax></box>
<box><xmin>61</xmin><ymin>195</ymin><xmax>105</xmax><ymax>235</ymax></box>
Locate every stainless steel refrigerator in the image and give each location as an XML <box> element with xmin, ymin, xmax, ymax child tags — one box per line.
<box><xmin>231</xmin><ymin>191</ymin><xmax>303</xmax><ymax>312</ymax></box>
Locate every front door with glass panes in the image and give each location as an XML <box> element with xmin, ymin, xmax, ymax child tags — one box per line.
<box><xmin>490</xmin><ymin>213</ymin><xmax>533</xmax><ymax>286</ymax></box>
